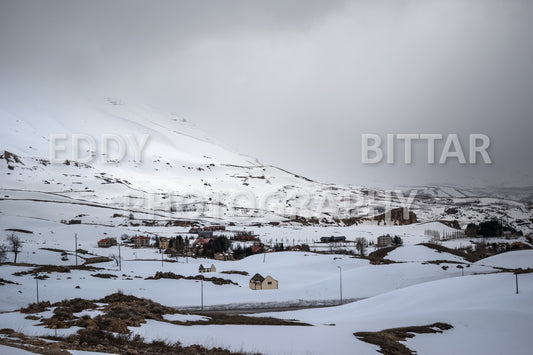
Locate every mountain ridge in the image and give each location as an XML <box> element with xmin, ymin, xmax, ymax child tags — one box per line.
<box><xmin>0</xmin><ymin>96</ymin><xmax>531</xmax><ymax>233</ymax></box>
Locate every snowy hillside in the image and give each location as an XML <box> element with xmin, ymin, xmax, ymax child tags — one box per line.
<box><xmin>0</xmin><ymin>243</ymin><xmax>531</xmax><ymax>354</ymax></box>
<box><xmin>0</xmin><ymin>94</ymin><xmax>531</xmax><ymax>234</ymax></box>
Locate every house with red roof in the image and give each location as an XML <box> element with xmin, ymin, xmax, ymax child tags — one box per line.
<box><xmin>97</xmin><ymin>238</ymin><xmax>117</xmax><ymax>248</ymax></box>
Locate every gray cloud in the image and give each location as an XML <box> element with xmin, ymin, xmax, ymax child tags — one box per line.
<box><xmin>1</xmin><ymin>0</ymin><xmax>532</xmax><ymax>187</ymax></box>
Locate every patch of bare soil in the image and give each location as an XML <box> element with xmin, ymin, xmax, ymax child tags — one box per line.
<box><xmin>417</xmin><ymin>243</ymin><xmax>475</xmax><ymax>262</ymax></box>
<box><xmin>12</xmin><ymin>264</ymin><xmax>101</xmax><ymax>277</ymax></box>
<box><xmin>0</xmin><ymin>277</ymin><xmax>20</xmax><ymax>285</ymax></box>
<box><xmin>19</xmin><ymin>301</ymin><xmax>52</xmax><ymax>314</ymax></box>
<box><xmin>0</xmin><ymin>329</ymin><xmax>255</xmax><ymax>354</ymax></box>
<box><xmin>21</xmin><ymin>292</ymin><xmax>310</xmax><ymax>331</ymax></box>
<box><xmin>175</xmin><ymin>312</ymin><xmax>310</xmax><ymax>327</ymax></box>
<box><xmin>220</xmin><ymin>270</ymin><xmax>249</xmax><ymax>276</ymax></box>
<box><xmin>13</xmin><ymin>292</ymin><xmax>304</xmax><ymax>354</ymax></box>
<box><xmin>145</xmin><ymin>271</ymin><xmax>238</xmax><ymax>285</ymax></box>
<box><xmin>367</xmin><ymin>246</ymin><xmax>400</xmax><ymax>265</ymax></box>
<box><xmin>422</xmin><ymin>260</ymin><xmax>469</xmax><ymax>265</ymax></box>
<box><xmin>82</xmin><ymin>256</ymin><xmax>112</xmax><ymax>265</ymax></box>
<box><xmin>354</xmin><ymin>322</ymin><xmax>453</xmax><ymax>355</ymax></box>
<box><xmin>90</xmin><ymin>273</ymin><xmax>117</xmax><ymax>279</ymax></box>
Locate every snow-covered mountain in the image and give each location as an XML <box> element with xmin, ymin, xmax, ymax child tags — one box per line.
<box><xmin>0</xmin><ymin>95</ymin><xmax>531</xmax><ymax>233</ymax></box>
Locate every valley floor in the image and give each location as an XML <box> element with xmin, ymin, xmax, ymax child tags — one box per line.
<box><xmin>0</xmin><ymin>218</ymin><xmax>532</xmax><ymax>354</ymax></box>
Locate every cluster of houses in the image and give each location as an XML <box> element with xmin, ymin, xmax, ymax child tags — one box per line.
<box><xmin>95</xmin><ymin>226</ymin><xmax>283</xmax><ymax>291</ymax></box>
<box><xmin>97</xmin><ymin>235</ymin><xmax>158</xmax><ymax>248</ymax></box>
<box><xmin>232</xmin><ymin>231</ymin><xmax>259</xmax><ymax>242</ymax></box>
<box><xmin>96</xmin><ymin>228</ymin><xmax>239</xmax><ymax>260</ymax></box>
<box><xmin>98</xmin><ymin>226</ymin><xmax>402</xmax><ymax>260</ymax></box>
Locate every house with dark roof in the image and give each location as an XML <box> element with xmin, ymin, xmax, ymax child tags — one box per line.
<box><xmin>320</xmin><ymin>236</ymin><xmax>346</xmax><ymax>243</ymax></box>
<box><xmin>249</xmin><ymin>273</ymin><xmax>278</xmax><ymax>290</ymax></box>
<box><xmin>199</xmin><ymin>263</ymin><xmax>216</xmax><ymax>273</ymax></box>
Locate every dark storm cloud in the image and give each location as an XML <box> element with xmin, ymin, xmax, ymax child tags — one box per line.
<box><xmin>0</xmin><ymin>0</ymin><xmax>532</xmax><ymax>187</ymax></box>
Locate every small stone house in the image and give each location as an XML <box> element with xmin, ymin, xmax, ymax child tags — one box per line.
<box><xmin>199</xmin><ymin>264</ymin><xmax>216</xmax><ymax>273</ymax></box>
<box><xmin>377</xmin><ymin>235</ymin><xmax>393</xmax><ymax>247</ymax></box>
<box><xmin>249</xmin><ymin>273</ymin><xmax>278</xmax><ymax>290</ymax></box>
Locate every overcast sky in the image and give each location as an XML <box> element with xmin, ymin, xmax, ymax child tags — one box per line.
<box><xmin>1</xmin><ymin>0</ymin><xmax>532</xmax><ymax>187</ymax></box>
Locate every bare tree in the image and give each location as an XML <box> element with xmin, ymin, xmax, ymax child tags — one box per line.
<box><xmin>0</xmin><ymin>244</ymin><xmax>7</xmax><ymax>262</ymax></box>
<box><xmin>355</xmin><ymin>237</ymin><xmax>368</xmax><ymax>257</ymax></box>
<box><xmin>110</xmin><ymin>254</ymin><xmax>120</xmax><ymax>268</ymax></box>
<box><xmin>6</xmin><ymin>233</ymin><xmax>22</xmax><ymax>263</ymax></box>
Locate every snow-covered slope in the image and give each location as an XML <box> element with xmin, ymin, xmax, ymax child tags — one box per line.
<box><xmin>0</xmin><ymin>94</ymin><xmax>531</xmax><ymax>232</ymax></box>
<box><xmin>474</xmin><ymin>249</ymin><xmax>533</xmax><ymax>269</ymax></box>
<box><xmin>86</xmin><ymin>254</ymin><xmax>533</xmax><ymax>354</ymax></box>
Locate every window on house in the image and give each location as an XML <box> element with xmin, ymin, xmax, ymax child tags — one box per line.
<box><xmin>267</xmin><ymin>281</ymin><xmax>272</xmax><ymax>285</ymax></box>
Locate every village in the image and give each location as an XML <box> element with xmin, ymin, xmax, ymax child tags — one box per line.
<box><xmin>96</xmin><ymin>225</ymin><xmax>408</xmax><ymax>258</ymax></box>
<box><xmin>94</xmin><ymin>224</ymin><xmax>412</xmax><ymax>290</ymax></box>
<box><xmin>92</xmin><ymin>220</ymin><xmax>530</xmax><ymax>293</ymax></box>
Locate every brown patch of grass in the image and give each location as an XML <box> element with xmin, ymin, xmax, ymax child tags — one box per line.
<box><xmin>354</xmin><ymin>322</ymin><xmax>453</xmax><ymax>355</ymax></box>
<box><xmin>11</xmin><ymin>292</ymin><xmax>305</xmax><ymax>354</ymax></box>
<box><xmin>175</xmin><ymin>312</ymin><xmax>310</xmax><ymax>327</ymax></box>
<box><xmin>367</xmin><ymin>246</ymin><xmax>399</xmax><ymax>264</ymax></box>
<box><xmin>12</xmin><ymin>264</ymin><xmax>101</xmax><ymax>277</ymax></box>
<box><xmin>90</xmin><ymin>273</ymin><xmax>117</xmax><ymax>279</ymax></box>
<box><xmin>24</xmin><ymin>315</ymin><xmax>40</xmax><ymax>320</ymax></box>
<box><xmin>146</xmin><ymin>271</ymin><xmax>238</xmax><ymax>285</ymax></box>
<box><xmin>92</xmin><ymin>294</ymin><xmax>177</xmax><ymax>333</ymax></box>
<box><xmin>4</xmin><ymin>228</ymin><xmax>32</xmax><ymax>234</ymax></box>
<box><xmin>0</xmin><ymin>330</ymin><xmax>252</xmax><ymax>355</ymax></box>
<box><xmin>25</xmin><ymin>291</ymin><xmax>310</xmax><ymax>336</ymax></box>
<box><xmin>220</xmin><ymin>270</ymin><xmax>249</xmax><ymax>276</ymax></box>
<box><xmin>417</xmin><ymin>243</ymin><xmax>474</xmax><ymax>262</ymax></box>
<box><xmin>61</xmin><ymin>329</ymin><xmax>251</xmax><ymax>354</ymax></box>
<box><xmin>0</xmin><ymin>277</ymin><xmax>20</xmax><ymax>285</ymax></box>
<box><xmin>53</xmin><ymin>298</ymin><xmax>97</xmax><ymax>313</ymax></box>
<box><xmin>19</xmin><ymin>301</ymin><xmax>51</xmax><ymax>314</ymax></box>
<box><xmin>39</xmin><ymin>247</ymin><xmax>68</xmax><ymax>253</ymax></box>
<box><xmin>82</xmin><ymin>256</ymin><xmax>112</xmax><ymax>265</ymax></box>
<box><xmin>422</xmin><ymin>260</ymin><xmax>468</xmax><ymax>265</ymax></box>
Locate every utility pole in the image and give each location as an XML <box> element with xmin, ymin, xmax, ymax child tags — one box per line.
<box><xmin>74</xmin><ymin>234</ymin><xmax>78</xmax><ymax>267</ymax></box>
<box><xmin>36</xmin><ymin>277</ymin><xmax>39</xmax><ymax>303</ymax></box>
<box><xmin>263</xmin><ymin>252</ymin><xmax>266</xmax><ymax>263</ymax></box>
<box><xmin>515</xmin><ymin>272</ymin><xmax>519</xmax><ymax>294</ymax></box>
<box><xmin>200</xmin><ymin>279</ymin><xmax>204</xmax><ymax>311</ymax></box>
<box><xmin>337</xmin><ymin>266</ymin><xmax>343</xmax><ymax>305</ymax></box>
<box><xmin>161</xmin><ymin>249</ymin><xmax>164</xmax><ymax>268</ymax></box>
<box><xmin>118</xmin><ymin>243</ymin><xmax>122</xmax><ymax>272</ymax></box>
